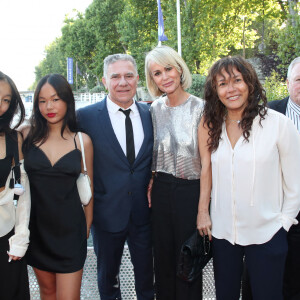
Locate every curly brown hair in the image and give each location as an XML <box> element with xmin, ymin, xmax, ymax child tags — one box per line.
<box><xmin>203</xmin><ymin>56</ymin><xmax>267</xmax><ymax>152</ymax></box>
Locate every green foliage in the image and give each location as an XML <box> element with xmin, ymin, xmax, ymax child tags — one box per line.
<box><xmin>116</xmin><ymin>0</ymin><xmax>158</xmax><ymax>81</ymax></box>
<box><xmin>33</xmin><ymin>38</ymin><xmax>66</xmax><ymax>88</ymax></box>
<box><xmin>77</xmin><ymin>86</ymin><xmax>89</xmax><ymax>93</ymax></box>
<box><xmin>60</xmin><ymin>12</ymin><xmax>98</xmax><ymax>89</ymax></box>
<box><xmin>88</xmin><ymin>0</ymin><xmax>127</xmax><ymax>75</ymax></box>
<box><xmin>90</xmin><ymin>85</ymin><xmax>106</xmax><ymax>93</ymax></box>
<box><xmin>263</xmin><ymin>71</ymin><xmax>288</xmax><ymax>102</ymax></box>
<box><xmin>32</xmin><ymin>0</ymin><xmax>298</xmax><ymax>92</ymax></box>
<box><xmin>187</xmin><ymin>74</ymin><xmax>206</xmax><ymax>98</ymax></box>
<box><xmin>178</xmin><ymin>0</ymin><xmax>260</xmax><ymax>73</ymax></box>
<box><xmin>275</xmin><ymin>17</ymin><xmax>300</xmax><ymax>71</ymax></box>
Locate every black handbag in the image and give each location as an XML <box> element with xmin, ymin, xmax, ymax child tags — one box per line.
<box><xmin>177</xmin><ymin>230</ymin><xmax>212</xmax><ymax>282</ymax></box>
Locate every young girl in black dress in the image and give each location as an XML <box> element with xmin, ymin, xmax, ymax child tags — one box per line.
<box><xmin>0</xmin><ymin>71</ymin><xmax>30</xmax><ymax>299</ymax></box>
<box><xmin>23</xmin><ymin>74</ymin><xmax>93</xmax><ymax>299</ymax></box>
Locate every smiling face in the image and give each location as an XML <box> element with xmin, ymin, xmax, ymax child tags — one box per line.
<box><xmin>102</xmin><ymin>60</ymin><xmax>139</xmax><ymax>109</ymax></box>
<box><xmin>287</xmin><ymin>62</ymin><xmax>300</xmax><ymax>105</ymax></box>
<box><xmin>215</xmin><ymin>67</ymin><xmax>249</xmax><ymax>115</ymax></box>
<box><xmin>148</xmin><ymin>61</ymin><xmax>183</xmax><ymax>96</ymax></box>
<box><xmin>38</xmin><ymin>82</ymin><xmax>67</xmax><ymax>125</ymax></box>
<box><xmin>0</xmin><ymin>80</ymin><xmax>12</xmax><ymax>117</ymax></box>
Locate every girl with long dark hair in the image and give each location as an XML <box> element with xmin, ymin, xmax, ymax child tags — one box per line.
<box><xmin>23</xmin><ymin>74</ymin><xmax>93</xmax><ymax>299</ymax></box>
<box><xmin>0</xmin><ymin>71</ymin><xmax>30</xmax><ymax>299</ymax></box>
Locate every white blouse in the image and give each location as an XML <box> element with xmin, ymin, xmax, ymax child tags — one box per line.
<box><xmin>0</xmin><ymin>160</ymin><xmax>31</xmax><ymax>257</ymax></box>
<box><xmin>210</xmin><ymin>109</ymin><xmax>300</xmax><ymax>245</ymax></box>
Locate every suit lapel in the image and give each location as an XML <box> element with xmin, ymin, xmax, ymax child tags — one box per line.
<box><xmin>134</xmin><ymin>102</ymin><xmax>151</xmax><ymax>166</ymax></box>
<box><xmin>282</xmin><ymin>97</ymin><xmax>289</xmax><ymax>114</ymax></box>
<box><xmin>98</xmin><ymin>98</ymin><xmax>129</xmax><ymax>166</ymax></box>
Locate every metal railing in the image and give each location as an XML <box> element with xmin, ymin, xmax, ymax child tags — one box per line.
<box><xmin>29</xmin><ymin>246</ymin><xmax>216</xmax><ymax>299</ymax></box>
<box><xmin>74</xmin><ymin>93</ymin><xmax>106</xmax><ymax>103</ymax></box>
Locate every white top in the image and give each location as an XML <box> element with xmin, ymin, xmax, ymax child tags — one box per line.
<box><xmin>210</xmin><ymin>109</ymin><xmax>300</xmax><ymax>245</ymax></box>
<box><xmin>286</xmin><ymin>97</ymin><xmax>300</xmax><ymax>133</ymax></box>
<box><xmin>0</xmin><ymin>160</ymin><xmax>31</xmax><ymax>257</ymax></box>
<box><xmin>106</xmin><ymin>96</ymin><xmax>144</xmax><ymax>157</ymax></box>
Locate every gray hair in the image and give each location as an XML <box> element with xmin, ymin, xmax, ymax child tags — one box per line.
<box><xmin>287</xmin><ymin>57</ymin><xmax>300</xmax><ymax>80</ymax></box>
<box><xmin>103</xmin><ymin>54</ymin><xmax>138</xmax><ymax>78</ymax></box>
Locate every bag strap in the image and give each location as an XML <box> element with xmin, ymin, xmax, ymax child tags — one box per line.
<box><xmin>78</xmin><ymin>132</ymin><xmax>87</xmax><ymax>174</ymax></box>
<box><xmin>13</xmin><ymin>131</ymin><xmax>21</xmax><ymax>184</ymax></box>
<box><xmin>8</xmin><ymin>131</ymin><xmax>21</xmax><ymax>201</ymax></box>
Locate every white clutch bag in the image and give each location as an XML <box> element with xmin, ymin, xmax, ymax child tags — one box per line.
<box><xmin>77</xmin><ymin>132</ymin><xmax>92</xmax><ymax>206</ymax></box>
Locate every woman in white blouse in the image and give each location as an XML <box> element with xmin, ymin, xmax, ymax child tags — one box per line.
<box><xmin>197</xmin><ymin>56</ymin><xmax>300</xmax><ymax>300</ymax></box>
<box><xmin>0</xmin><ymin>71</ymin><xmax>30</xmax><ymax>299</ymax></box>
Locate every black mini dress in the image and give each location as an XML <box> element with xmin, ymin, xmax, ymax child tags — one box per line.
<box><xmin>24</xmin><ymin>139</ymin><xmax>87</xmax><ymax>273</ymax></box>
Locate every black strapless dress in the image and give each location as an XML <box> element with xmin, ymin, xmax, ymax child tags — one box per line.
<box><xmin>24</xmin><ymin>145</ymin><xmax>87</xmax><ymax>273</ymax></box>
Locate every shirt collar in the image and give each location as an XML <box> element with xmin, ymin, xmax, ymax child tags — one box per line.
<box><xmin>106</xmin><ymin>95</ymin><xmax>138</xmax><ymax>115</ymax></box>
<box><xmin>287</xmin><ymin>97</ymin><xmax>300</xmax><ymax>116</ymax></box>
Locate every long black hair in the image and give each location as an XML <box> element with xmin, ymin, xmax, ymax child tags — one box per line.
<box><xmin>23</xmin><ymin>74</ymin><xmax>77</xmax><ymax>150</ymax></box>
<box><xmin>0</xmin><ymin>71</ymin><xmax>25</xmax><ymax>134</ymax></box>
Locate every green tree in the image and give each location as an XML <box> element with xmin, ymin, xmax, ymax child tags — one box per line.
<box><xmin>275</xmin><ymin>0</ymin><xmax>300</xmax><ymax>70</ymax></box>
<box><xmin>33</xmin><ymin>38</ymin><xmax>66</xmax><ymax>89</ymax></box>
<box><xmin>187</xmin><ymin>74</ymin><xmax>206</xmax><ymax>98</ymax></box>
<box><xmin>32</xmin><ymin>0</ymin><xmax>298</xmax><ymax>91</ymax></box>
<box><xmin>60</xmin><ymin>12</ymin><xmax>98</xmax><ymax>89</ymax></box>
<box><xmin>155</xmin><ymin>0</ymin><xmax>268</xmax><ymax>74</ymax></box>
<box><xmin>85</xmin><ymin>0</ymin><xmax>126</xmax><ymax>77</ymax></box>
<box><xmin>116</xmin><ymin>0</ymin><xmax>158</xmax><ymax>80</ymax></box>
<box><xmin>264</xmin><ymin>71</ymin><xmax>288</xmax><ymax>101</ymax></box>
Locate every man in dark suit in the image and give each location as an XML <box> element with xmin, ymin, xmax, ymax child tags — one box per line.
<box><xmin>77</xmin><ymin>54</ymin><xmax>154</xmax><ymax>300</ymax></box>
<box><xmin>269</xmin><ymin>57</ymin><xmax>300</xmax><ymax>300</ymax></box>
<box><xmin>269</xmin><ymin>59</ymin><xmax>300</xmax><ymax>117</ymax></box>
<box><xmin>243</xmin><ymin>57</ymin><xmax>300</xmax><ymax>300</ymax></box>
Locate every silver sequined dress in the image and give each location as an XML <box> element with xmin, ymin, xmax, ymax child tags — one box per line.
<box><xmin>150</xmin><ymin>94</ymin><xmax>204</xmax><ymax>180</ymax></box>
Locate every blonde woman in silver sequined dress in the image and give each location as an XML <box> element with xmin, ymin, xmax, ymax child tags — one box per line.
<box><xmin>145</xmin><ymin>46</ymin><xmax>211</xmax><ymax>300</ymax></box>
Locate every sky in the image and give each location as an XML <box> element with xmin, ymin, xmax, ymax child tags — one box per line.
<box><xmin>1</xmin><ymin>0</ymin><xmax>93</xmax><ymax>91</ymax></box>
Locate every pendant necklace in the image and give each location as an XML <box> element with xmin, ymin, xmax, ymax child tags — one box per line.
<box><xmin>227</xmin><ymin>117</ymin><xmax>241</xmax><ymax>124</ymax></box>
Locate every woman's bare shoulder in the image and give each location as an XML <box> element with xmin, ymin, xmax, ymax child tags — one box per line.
<box><xmin>18</xmin><ymin>124</ymin><xmax>31</xmax><ymax>139</ymax></box>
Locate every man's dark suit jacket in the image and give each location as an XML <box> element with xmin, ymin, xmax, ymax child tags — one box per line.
<box><xmin>268</xmin><ymin>96</ymin><xmax>289</xmax><ymax>114</ymax></box>
<box><xmin>76</xmin><ymin>97</ymin><xmax>153</xmax><ymax>232</ymax></box>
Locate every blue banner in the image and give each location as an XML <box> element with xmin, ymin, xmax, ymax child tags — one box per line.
<box><xmin>67</xmin><ymin>57</ymin><xmax>73</xmax><ymax>84</ymax></box>
<box><xmin>157</xmin><ymin>0</ymin><xmax>168</xmax><ymax>42</ymax></box>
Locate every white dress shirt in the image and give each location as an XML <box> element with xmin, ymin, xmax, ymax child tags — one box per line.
<box><xmin>210</xmin><ymin>109</ymin><xmax>300</xmax><ymax>246</ymax></box>
<box><xmin>106</xmin><ymin>96</ymin><xmax>144</xmax><ymax>158</ymax></box>
<box><xmin>0</xmin><ymin>160</ymin><xmax>31</xmax><ymax>257</ymax></box>
<box><xmin>286</xmin><ymin>97</ymin><xmax>300</xmax><ymax>133</ymax></box>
